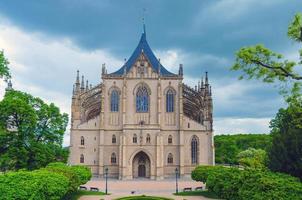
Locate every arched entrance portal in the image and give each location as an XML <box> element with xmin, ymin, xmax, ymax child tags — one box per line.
<box><xmin>132</xmin><ymin>151</ymin><xmax>150</xmax><ymax>178</ymax></box>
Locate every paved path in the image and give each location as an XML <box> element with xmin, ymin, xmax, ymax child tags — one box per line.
<box><xmin>79</xmin><ymin>178</ymin><xmax>212</xmax><ymax>200</ymax></box>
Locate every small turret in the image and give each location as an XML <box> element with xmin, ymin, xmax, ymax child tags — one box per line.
<box><xmin>178</xmin><ymin>64</ymin><xmax>183</xmax><ymax>76</ymax></box>
<box><xmin>158</xmin><ymin>58</ymin><xmax>161</xmax><ymax>75</ymax></box>
<box><xmin>72</xmin><ymin>84</ymin><xmax>75</xmax><ymax>96</ymax></box>
<box><xmin>75</xmin><ymin>70</ymin><xmax>80</xmax><ymax>94</ymax></box>
<box><xmin>86</xmin><ymin>80</ymin><xmax>89</xmax><ymax>92</ymax></box>
<box><xmin>5</xmin><ymin>79</ymin><xmax>13</xmax><ymax>91</ymax></box>
<box><xmin>205</xmin><ymin>71</ymin><xmax>208</xmax><ymax>85</ymax></box>
<box><xmin>80</xmin><ymin>75</ymin><xmax>85</xmax><ymax>92</ymax></box>
<box><xmin>101</xmin><ymin>63</ymin><xmax>106</xmax><ymax>75</ymax></box>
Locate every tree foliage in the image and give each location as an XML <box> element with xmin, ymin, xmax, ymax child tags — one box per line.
<box><xmin>214</xmin><ymin>134</ymin><xmax>271</xmax><ymax>164</ymax></box>
<box><xmin>0</xmin><ymin>50</ymin><xmax>10</xmax><ymax>80</ymax></box>
<box><xmin>0</xmin><ymin>90</ymin><xmax>69</xmax><ymax>171</ymax></box>
<box><xmin>268</xmin><ymin>101</ymin><xmax>302</xmax><ymax>180</ymax></box>
<box><xmin>237</xmin><ymin>148</ymin><xmax>267</xmax><ymax>169</ymax></box>
<box><xmin>231</xmin><ymin>13</ymin><xmax>302</xmax><ymax>96</ymax></box>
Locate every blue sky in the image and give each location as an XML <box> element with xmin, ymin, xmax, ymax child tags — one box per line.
<box><xmin>0</xmin><ymin>0</ymin><xmax>300</xmax><ymax>146</ymax></box>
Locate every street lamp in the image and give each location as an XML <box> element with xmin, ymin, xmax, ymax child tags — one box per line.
<box><xmin>105</xmin><ymin>167</ymin><xmax>108</xmax><ymax>194</ymax></box>
<box><xmin>175</xmin><ymin>168</ymin><xmax>179</xmax><ymax>194</ymax></box>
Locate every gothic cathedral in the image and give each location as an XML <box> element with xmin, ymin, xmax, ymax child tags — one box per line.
<box><xmin>69</xmin><ymin>28</ymin><xmax>214</xmax><ymax>180</ymax></box>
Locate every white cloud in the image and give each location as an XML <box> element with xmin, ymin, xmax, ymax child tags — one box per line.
<box><xmin>214</xmin><ymin>117</ymin><xmax>271</xmax><ymax>134</ymax></box>
<box><xmin>0</xmin><ymin>21</ymin><xmax>123</xmax><ymax>147</ymax></box>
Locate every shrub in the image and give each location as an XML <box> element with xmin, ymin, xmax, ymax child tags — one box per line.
<box><xmin>192</xmin><ymin>165</ymin><xmax>302</xmax><ymax>200</ymax></box>
<box><xmin>0</xmin><ymin>162</ymin><xmax>92</xmax><ymax>200</ymax></box>
<box><xmin>0</xmin><ymin>170</ymin><xmax>69</xmax><ymax>200</ymax></box>
<box><xmin>191</xmin><ymin>165</ymin><xmax>224</xmax><ymax>182</ymax></box>
<box><xmin>45</xmin><ymin>162</ymin><xmax>81</xmax><ymax>193</ymax></box>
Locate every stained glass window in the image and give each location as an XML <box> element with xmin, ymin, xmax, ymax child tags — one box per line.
<box><xmin>191</xmin><ymin>135</ymin><xmax>199</xmax><ymax>164</ymax></box>
<box><xmin>167</xmin><ymin>153</ymin><xmax>173</xmax><ymax>164</ymax></box>
<box><xmin>168</xmin><ymin>135</ymin><xmax>172</xmax><ymax>144</ymax></box>
<box><xmin>111</xmin><ymin>90</ymin><xmax>119</xmax><ymax>112</ymax></box>
<box><xmin>112</xmin><ymin>135</ymin><xmax>116</xmax><ymax>143</ymax></box>
<box><xmin>111</xmin><ymin>153</ymin><xmax>117</xmax><ymax>164</ymax></box>
<box><xmin>80</xmin><ymin>136</ymin><xmax>84</xmax><ymax>145</ymax></box>
<box><xmin>136</xmin><ymin>86</ymin><xmax>149</xmax><ymax>112</ymax></box>
<box><xmin>80</xmin><ymin>154</ymin><xmax>84</xmax><ymax>163</ymax></box>
<box><xmin>166</xmin><ymin>89</ymin><xmax>174</xmax><ymax>112</ymax></box>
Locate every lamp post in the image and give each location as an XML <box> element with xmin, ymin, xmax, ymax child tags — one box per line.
<box><xmin>175</xmin><ymin>168</ymin><xmax>179</xmax><ymax>194</ymax></box>
<box><xmin>105</xmin><ymin>167</ymin><xmax>108</xmax><ymax>194</ymax></box>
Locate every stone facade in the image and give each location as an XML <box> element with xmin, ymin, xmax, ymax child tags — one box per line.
<box><xmin>69</xmin><ymin>29</ymin><xmax>214</xmax><ymax>180</ymax></box>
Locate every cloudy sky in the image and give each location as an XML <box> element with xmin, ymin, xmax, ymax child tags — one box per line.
<box><xmin>0</xmin><ymin>0</ymin><xmax>300</xmax><ymax>146</ymax></box>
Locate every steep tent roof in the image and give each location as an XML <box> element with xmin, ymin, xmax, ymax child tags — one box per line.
<box><xmin>110</xmin><ymin>30</ymin><xmax>176</xmax><ymax>76</ymax></box>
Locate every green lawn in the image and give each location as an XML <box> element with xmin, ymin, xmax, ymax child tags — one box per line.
<box><xmin>174</xmin><ymin>190</ymin><xmax>219</xmax><ymax>199</ymax></box>
<box><xmin>115</xmin><ymin>195</ymin><xmax>173</xmax><ymax>200</ymax></box>
<box><xmin>69</xmin><ymin>190</ymin><xmax>106</xmax><ymax>200</ymax></box>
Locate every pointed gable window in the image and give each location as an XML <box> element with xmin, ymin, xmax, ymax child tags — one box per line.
<box><xmin>191</xmin><ymin>135</ymin><xmax>199</xmax><ymax>164</ymax></box>
<box><xmin>136</xmin><ymin>86</ymin><xmax>149</xmax><ymax>112</ymax></box>
<box><xmin>166</xmin><ymin>89</ymin><xmax>174</xmax><ymax>112</ymax></box>
<box><xmin>111</xmin><ymin>90</ymin><xmax>119</xmax><ymax>112</ymax></box>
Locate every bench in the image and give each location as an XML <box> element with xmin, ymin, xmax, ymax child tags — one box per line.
<box><xmin>79</xmin><ymin>186</ymin><xmax>87</xmax><ymax>190</ymax></box>
<box><xmin>90</xmin><ymin>187</ymin><xmax>99</xmax><ymax>192</ymax></box>
<box><xmin>183</xmin><ymin>187</ymin><xmax>192</xmax><ymax>192</ymax></box>
<box><xmin>195</xmin><ymin>186</ymin><xmax>203</xmax><ymax>191</ymax></box>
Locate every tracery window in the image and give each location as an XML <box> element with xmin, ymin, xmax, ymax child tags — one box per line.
<box><xmin>133</xmin><ymin>134</ymin><xmax>137</xmax><ymax>143</ymax></box>
<box><xmin>167</xmin><ymin>153</ymin><xmax>173</xmax><ymax>164</ymax></box>
<box><xmin>166</xmin><ymin>89</ymin><xmax>174</xmax><ymax>112</ymax></box>
<box><xmin>136</xmin><ymin>86</ymin><xmax>149</xmax><ymax>112</ymax></box>
<box><xmin>191</xmin><ymin>135</ymin><xmax>199</xmax><ymax>164</ymax></box>
<box><xmin>110</xmin><ymin>90</ymin><xmax>119</xmax><ymax>112</ymax></box>
<box><xmin>80</xmin><ymin>154</ymin><xmax>84</xmax><ymax>163</ymax></box>
<box><xmin>80</xmin><ymin>136</ymin><xmax>85</xmax><ymax>145</ymax></box>
<box><xmin>146</xmin><ymin>134</ymin><xmax>151</xmax><ymax>143</ymax></box>
<box><xmin>111</xmin><ymin>153</ymin><xmax>117</xmax><ymax>164</ymax></box>
<box><xmin>168</xmin><ymin>135</ymin><xmax>173</xmax><ymax>144</ymax></box>
<box><xmin>112</xmin><ymin>134</ymin><xmax>116</xmax><ymax>144</ymax></box>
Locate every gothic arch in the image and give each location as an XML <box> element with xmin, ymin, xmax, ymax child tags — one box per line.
<box><xmin>108</xmin><ymin>85</ymin><xmax>121</xmax><ymax>96</ymax></box>
<box><xmin>133</xmin><ymin>82</ymin><xmax>151</xmax><ymax>95</ymax></box>
<box><xmin>163</xmin><ymin>86</ymin><xmax>176</xmax><ymax>95</ymax></box>
<box><xmin>129</xmin><ymin>149</ymin><xmax>154</xmax><ymax>166</ymax></box>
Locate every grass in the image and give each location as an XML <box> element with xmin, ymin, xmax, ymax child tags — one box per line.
<box><xmin>69</xmin><ymin>190</ymin><xmax>106</xmax><ymax>200</ymax></box>
<box><xmin>174</xmin><ymin>190</ymin><xmax>219</xmax><ymax>199</ymax></box>
<box><xmin>115</xmin><ymin>195</ymin><xmax>173</xmax><ymax>200</ymax></box>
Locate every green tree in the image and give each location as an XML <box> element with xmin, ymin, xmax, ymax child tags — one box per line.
<box><xmin>230</xmin><ymin>13</ymin><xmax>302</xmax><ymax>180</ymax></box>
<box><xmin>268</xmin><ymin>101</ymin><xmax>302</xmax><ymax>180</ymax></box>
<box><xmin>237</xmin><ymin>148</ymin><xmax>267</xmax><ymax>169</ymax></box>
<box><xmin>231</xmin><ymin>13</ymin><xmax>302</xmax><ymax>96</ymax></box>
<box><xmin>0</xmin><ymin>50</ymin><xmax>10</xmax><ymax>80</ymax></box>
<box><xmin>214</xmin><ymin>134</ymin><xmax>271</xmax><ymax>164</ymax></box>
<box><xmin>0</xmin><ymin>90</ymin><xmax>69</xmax><ymax>171</ymax></box>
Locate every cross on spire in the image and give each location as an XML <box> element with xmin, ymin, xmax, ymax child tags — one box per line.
<box><xmin>142</xmin><ymin>8</ymin><xmax>146</xmax><ymax>35</ymax></box>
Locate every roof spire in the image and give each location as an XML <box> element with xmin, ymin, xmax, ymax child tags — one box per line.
<box><xmin>142</xmin><ymin>8</ymin><xmax>146</xmax><ymax>35</ymax></box>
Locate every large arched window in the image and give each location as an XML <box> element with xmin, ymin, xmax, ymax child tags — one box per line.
<box><xmin>167</xmin><ymin>153</ymin><xmax>173</xmax><ymax>164</ymax></box>
<box><xmin>191</xmin><ymin>135</ymin><xmax>199</xmax><ymax>164</ymax></box>
<box><xmin>111</xmin><ymin>153</ymin><xmax>117</xmax><ymax>164</ymax></box>
<box><xmin>110</xmin><ymin>90</ymin><xmax>119</xmax><ymax>112</ymax></box>
<box><xmin>80</xmin><ymin>154</ymin><xmax>84</xmax><ymax>163</ymax></box>
<box><xmin>112</xmin><ymin>134</ymin><xmax>116</xmax><ymax>144</ymax></box>
<box><xmin>136</xmin><ymin>86</ymin><xmax>149</xmax><ymax>112</ymax></box>
<box><xmin>80</xmin><ymin>136</ymin><xmax>84</xmax><ymax>145</ymax></box>
<box><xmin>133</xmin><ymin>134</ymin><xmax>137</xmax><ymax>143</ymax></box>
<box><xmin>168</xmin><ymin>135</ymin><xmax>173</xmax><ymax>144</ymax></box>
<box><xmin>166</xmin><ymin>89</ymin><xmax>174</xmax><ymax>112</ymax></box>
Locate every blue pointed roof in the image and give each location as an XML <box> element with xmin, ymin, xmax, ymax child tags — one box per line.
<box><xmin>110</xmin><ymin>30</ymin><xmax>176</xmax><ymax>76</ymax></box>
